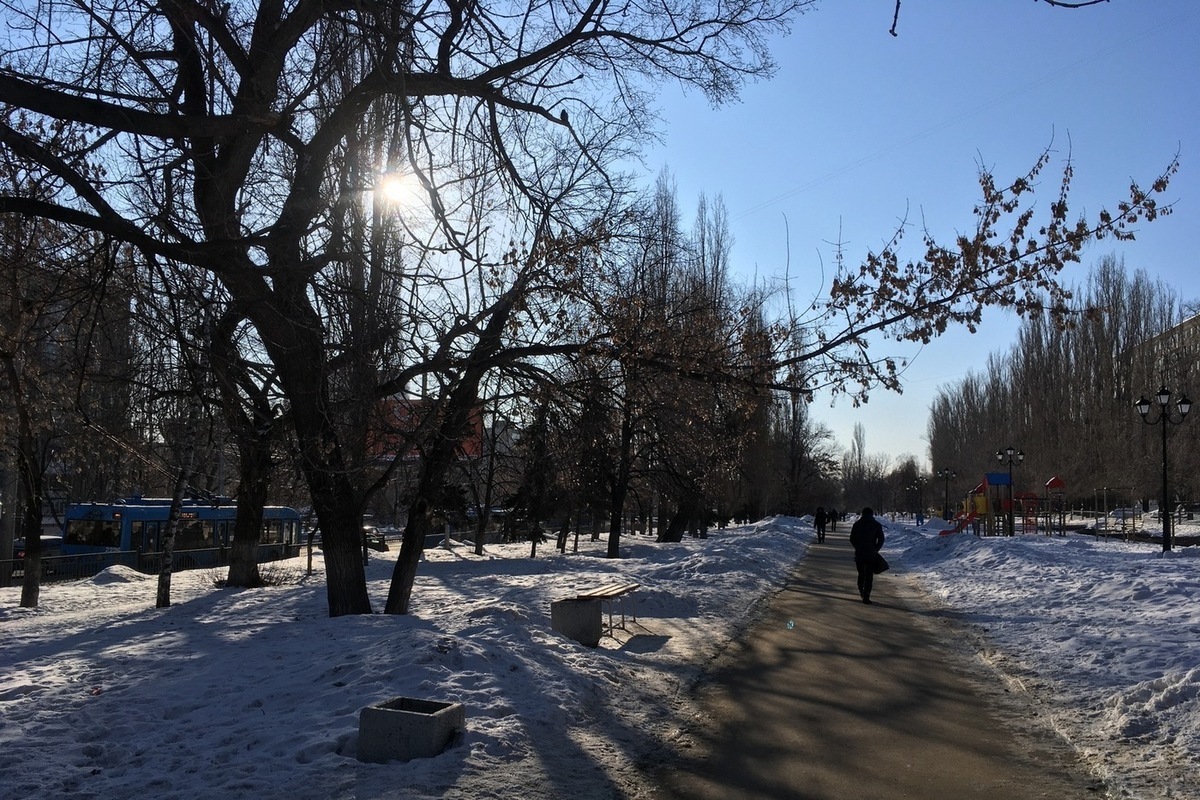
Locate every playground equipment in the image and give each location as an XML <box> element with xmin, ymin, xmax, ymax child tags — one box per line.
<box><xmin>1042</xmin><ymin>476</ymin><xmax>1068</xmax><ymax>534</ymax></box>
<box><xmin>984</xmin><ymin>472</ymin><xmax>1013</xmax><ymax>536</ymax></box>
<box><xmin>943</xmin><ymin>473</ymin><xmax>1069</xmax><ymax>536</ymax></box>
<box><xmin>945</xmin><ymin>489</ymin><xmax>986</xmax><ymax>535</ymax></box>
<box><xmin>1016</xmin><ymin>492</ymin><xmax>1040</xmax><ymax>534</ymax></box>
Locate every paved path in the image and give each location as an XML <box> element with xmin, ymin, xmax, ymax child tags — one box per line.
<box><xmin>647</xmin><ymin>530</ymin><xmax>1102</xmax><ymax>799</ymax></box>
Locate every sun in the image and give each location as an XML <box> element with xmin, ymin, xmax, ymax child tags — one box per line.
<box><xmin>378</xmin><ymin>172</ymin><xmax>424</xmax><ymax>208</ymax></box>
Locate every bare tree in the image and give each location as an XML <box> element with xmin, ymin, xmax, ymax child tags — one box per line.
<box><xmin>0</xmin><ymin>119</ymin><xmax>123</xmax><ymax>603</ymax></box>
<box><xmin>776</xmin><ymin>148</ymin><xmax>1177</xmax><ymax>408</ymax></box>
<box><xmin>888</xmin><ymin>0</ymin><xmax>1112</xmax><ymax>37</ymax></box>
<box><xmin>0</xmin><ymin>0</ymin><xmax>809</xmax><ymax>615</ymax></box>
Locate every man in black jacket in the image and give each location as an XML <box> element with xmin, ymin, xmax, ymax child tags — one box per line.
<box><xmin>849</xmin><ymin>507</ymin><xmax>885</xmax><ymax>604</ymax></box>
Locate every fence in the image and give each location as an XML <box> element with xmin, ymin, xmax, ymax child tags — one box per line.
<box><xmin>0</xmin><ymin>542</ymin><xmax>297</xmax><ymax>587</ymax></box>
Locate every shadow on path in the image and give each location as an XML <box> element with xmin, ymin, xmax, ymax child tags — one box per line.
<box><xmin>645</xmin><ymin>532</ymin><xmax>1102</xmax><ymax>800</ymax></box>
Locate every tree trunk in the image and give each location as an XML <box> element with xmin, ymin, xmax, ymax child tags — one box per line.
<box><xmin>386</xmin><ymin>498</ymin><xmax>431</xmax><ymax>614</ymax></box>
<box><xmin>607</xmin><ymin>482</ymin><xmax>627</xmax><ymax>559</ymax></box>
<box><xmin>474</xmin><ymin>514</ymin><xmax>489</xmax><ymax>556</ymax></box>
<box><xmin>211</xmin><ymin>309</ymin><xmax>275</xmax><ymax>589</ymax></box>
<box><xmin>657</xmin><ymin>507</ymin><xmax>688</xmax><ymax>543</ymax></box>
<box><xmin>8</xmin><ymin>354</ymin><xmax>47</xmax><ymax>608</ymax></box>
<box><xmin>250</xmin><ymin>297</ymin><xmax>372</xmax><ymax>617</ymax></box>
<box><xmin>17</xmin><ymin>469</ymin><xmax>44</xmax><ymax>609</ymax></box>
<box><xmin>385</xmin><ymin>388</ymin><xmax>487</xmax><ymax>613</ymax></box>
<box><xmin>385</xmin><ymin>392</ymin><xmax>477</xmax><ymax>614</ymax></box>
<box><xmin>556</xmin><ymin>514</ymin><xmax>570</xmax><ymax>552</ymax></box>
<box><xmin>606</xmin><ymin>391</ymin><xmax>636</xmax><ymax>559</ymax></box>
<box><xmin>156</xmin><ymin>460</ymin><xmax>193</xmax><ymax>609</ymax></box>
<box><xmin>226</xmin><ymin>445</ymin><xmax>271</xmax><ymax>587</ymax></box>
<box><xmin>383</xmin><ymin>289</ymin><xmax>517</xmax><ymax>613</ymax></box>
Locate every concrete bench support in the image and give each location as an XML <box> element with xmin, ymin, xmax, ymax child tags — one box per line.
<box><xmin>357</xmin><ymin>697</ymin><xmax>465</xmax><ymax>763</ymax></box>
<box><xmin>551</xmin><ymin>597</ymin><xmax>602</xmax><ymax>647</ymax></box>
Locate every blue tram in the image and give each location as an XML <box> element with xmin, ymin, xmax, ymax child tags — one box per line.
<box><xmin>61</xmin><ymin>496</ymin><xmax>301</xmax><ymax>574</ymax></box>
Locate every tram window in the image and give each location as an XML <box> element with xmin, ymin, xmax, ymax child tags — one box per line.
<box><xmin>175</xmin><ymin>520</ymin><xmax>213</xmax><ymax>550</ymax></box>
<box><xmin>260</xmin><ymin>520</ymin><xmax>284</xmax><ymax>544</ymax></box>
<box><xmin>64</xmin><ymin>520</ymin><xmax>121</xmax><ymax>548</ymax></box>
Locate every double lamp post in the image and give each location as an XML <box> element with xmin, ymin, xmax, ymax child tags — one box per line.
<box><xmin>1135</xmin><ymin>386</ymin><xmax>1191</xmax><ymax>552</ymax></box>
<box><xmin>995</xmin><ymin>446</ymin><xmax>1023</xmax><ymax>536</ymax></box>
<box><xmin>936</xmin><ymin>468</ymin><xmax>956</xmax><ymax>520</ymax></box>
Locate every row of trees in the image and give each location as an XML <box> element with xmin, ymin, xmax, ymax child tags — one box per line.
<box><xmin>927</xmin><ymin>256</ymin><xmax>1200</xmax><ymax>513</ymax></box>
<box><xmin>476</xmin><ymin>173</ymin><xmax>849</xmax><ymax>555</ymax></box>
<box><xmin>0</xmin><ymin>0</ymin><xmax>1178</xmax><ymax>616</ymax></box>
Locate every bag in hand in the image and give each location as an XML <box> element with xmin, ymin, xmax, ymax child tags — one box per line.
<box><xmin>873</xmin><ymin>554</ymin><xmax>889</xmax><ymax>574</ymax></box>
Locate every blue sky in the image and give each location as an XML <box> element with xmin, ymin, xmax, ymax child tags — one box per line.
<box><xmin>640</xmin><ymin>0</ymin><xmax>1200</xmax><ymax>469</ymax></box>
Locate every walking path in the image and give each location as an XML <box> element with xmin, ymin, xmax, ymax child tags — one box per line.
<box><xmin>647</xmin><ymin>530</ymin><xmax>1102</xmax><ymax>799</ymax></box>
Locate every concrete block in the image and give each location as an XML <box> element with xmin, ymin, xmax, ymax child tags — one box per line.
<box><xmin>551</xmin><ymin>597</ymin><xmax>602</xmax><ymax>647</ymax></box>
<box><xmin>357</xmin><ymin>697</ymin><xmax>465</xmax><ymax>763</ymax></box>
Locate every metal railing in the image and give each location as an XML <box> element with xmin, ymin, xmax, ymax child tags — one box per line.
<box><xmin>1</xmin><ymin>543</ymin><xmax>298</xmax><ymax>586</ymax></box>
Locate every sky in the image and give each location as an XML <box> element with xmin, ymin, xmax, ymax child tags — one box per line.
<box><xmin>3</xmin><ymin>516</ymin><xmax>1199</xmax><ymax>799</ymax></box>
<box><xmin>641</xmin><ymin>0</ymin><xmax>1200</xmax><ymax>467</ymax></box>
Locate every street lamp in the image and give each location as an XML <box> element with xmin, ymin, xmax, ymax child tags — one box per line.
<box><xmin>995</xmin><ymin>447</ymin><xmax>1024</xmax><ymax>536</ymax></box>
<box><xmin>907</xmin><ymin>479</ymin><xmax>926</xmax><ymax>520</ymax></box>
<box><xmin>936</xmin><ymin>468</ymin><xmax>956</xmax><ymax>520</ymax></box>
<box><xmin>1135</xmin><ymin>386</ymin><xmax>1192</xmax><ymax>552</ymax></box>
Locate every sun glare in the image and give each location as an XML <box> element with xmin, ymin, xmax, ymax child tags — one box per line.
<box><xmin>378</xmin><ymin>172</ymin><xmax>424</xmax><ymax>208</ymax></box>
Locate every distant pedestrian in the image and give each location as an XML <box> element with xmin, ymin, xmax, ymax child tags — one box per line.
<box><xmin>828</xmin><ymin>509</ymin><xmax>839</xmax><ymax>533</ymax></box>
<box><xmin>849</xmin><ymin>507</ymin><xmax>886</xmax><ymax>604</ymax></box>
<box><xmin>814</xmin><ymin>507</ymin><xmax>827</xmax><ymax>543</ymax></box>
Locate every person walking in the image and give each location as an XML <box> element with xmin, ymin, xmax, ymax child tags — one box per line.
<box><xmin>814</xmin><ymin>507</ymin><xmax>827</xmax><ymax>543</ymax></box>
<box><xmin>849</xmin><ymin>507</ymin><xmax>886</xmax><ymax>604</ymax></box>
<box><xmin>828</xmin><ymin>508</ymin><xmax>838</xmax><ymax>533</ymax></box>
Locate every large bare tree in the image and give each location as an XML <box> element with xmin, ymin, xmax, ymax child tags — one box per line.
<box><xmin>0</xmin><ymin>0</ymin><xmax>809</xmax><ymax>615</ymax></box>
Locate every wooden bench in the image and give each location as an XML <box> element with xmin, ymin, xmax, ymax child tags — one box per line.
<box><xmin>575</xmin><ymin>582</ymin><xmax>640</xmax><ymax>636</ymax></box>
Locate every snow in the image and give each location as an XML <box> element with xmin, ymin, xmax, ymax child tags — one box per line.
<box><xmin>2</xmin><ymin>516</ymin><xmax>1198</xmax><ymax>799</ymax></box>
<box><xmin>896</xmin><ymin>517</ymin><xmax>1200</xmax><ymax>799</ymax></box>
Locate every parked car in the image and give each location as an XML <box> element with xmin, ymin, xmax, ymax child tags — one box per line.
<box><xmin>12</xmin><ymin>534</ymin><xmax>63</xmax><ymax>559</ymax></box>
<box><xmin>299</xmin><ymin>526</ymin><xmax>387</xmax><ymax>551</ymax></box>
<box><xmin>465</xmin><ymin>506</ymin><xmax>507</xmax><ymax>522</ymax></box>
<box><xmin>362</xmin><ymin>526</ymin><xmax>388</xmax><ymax>552</ymax></box>
<box><xmin>11</xmin><ymin>534</ymin><xmax>63</xmax><ymax>574</ymax></box>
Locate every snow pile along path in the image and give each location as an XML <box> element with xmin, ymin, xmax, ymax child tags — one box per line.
<box><xmin>891</xmin><ymin>522</ymin><xmax>1200</xmax><ymax>799</ymax></box>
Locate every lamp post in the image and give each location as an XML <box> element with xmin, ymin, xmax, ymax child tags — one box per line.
<box><xmin>1135</xmin><ymin>386</ymin><xmax>1192</xmax><ymax>552</ymax></box>
<box><xmin>936</xmin><ymin>468</ymin><xmax>956</xmax><ymax>520</ymax></box>
<box><xmin>908</xmin><ymin>479</ymin><xmax>925</xmax><ymax>520</ymax></box>
<box><xmin>995</xmin><ymin>447</ymin><xmax>1024</xmax><ymax>536</ymax></box>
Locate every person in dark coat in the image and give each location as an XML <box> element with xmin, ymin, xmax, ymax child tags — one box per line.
<box><xmin>828</xmin><ymin>508</ymin><xmax>839</xmax><ymax>533</ymax></box>
<box><xmin>849</xmin><ymin>507</ymin><xmax>886</xmax><ymax>604</ymax></box>
<box><xmin>814</xmin><ymin>507</ymin><xmax>827</xmax><ymax>543</ymax></box>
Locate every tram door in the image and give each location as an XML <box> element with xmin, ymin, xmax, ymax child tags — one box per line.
<box><xmin>134</xmin><ymin>520</ymin><xmax>162</xmax><ymax>553</ymax></box>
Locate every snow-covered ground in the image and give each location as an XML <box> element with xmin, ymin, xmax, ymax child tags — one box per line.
<box><xmin>898</xmin><ymin>516</ymin><xmax>1200</xmax><ymax>800</ymax></box>
<box><xmin>2</xmin><ymin>516</ymin><xmax>1197</xmax><ymax>799</ymax></box>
